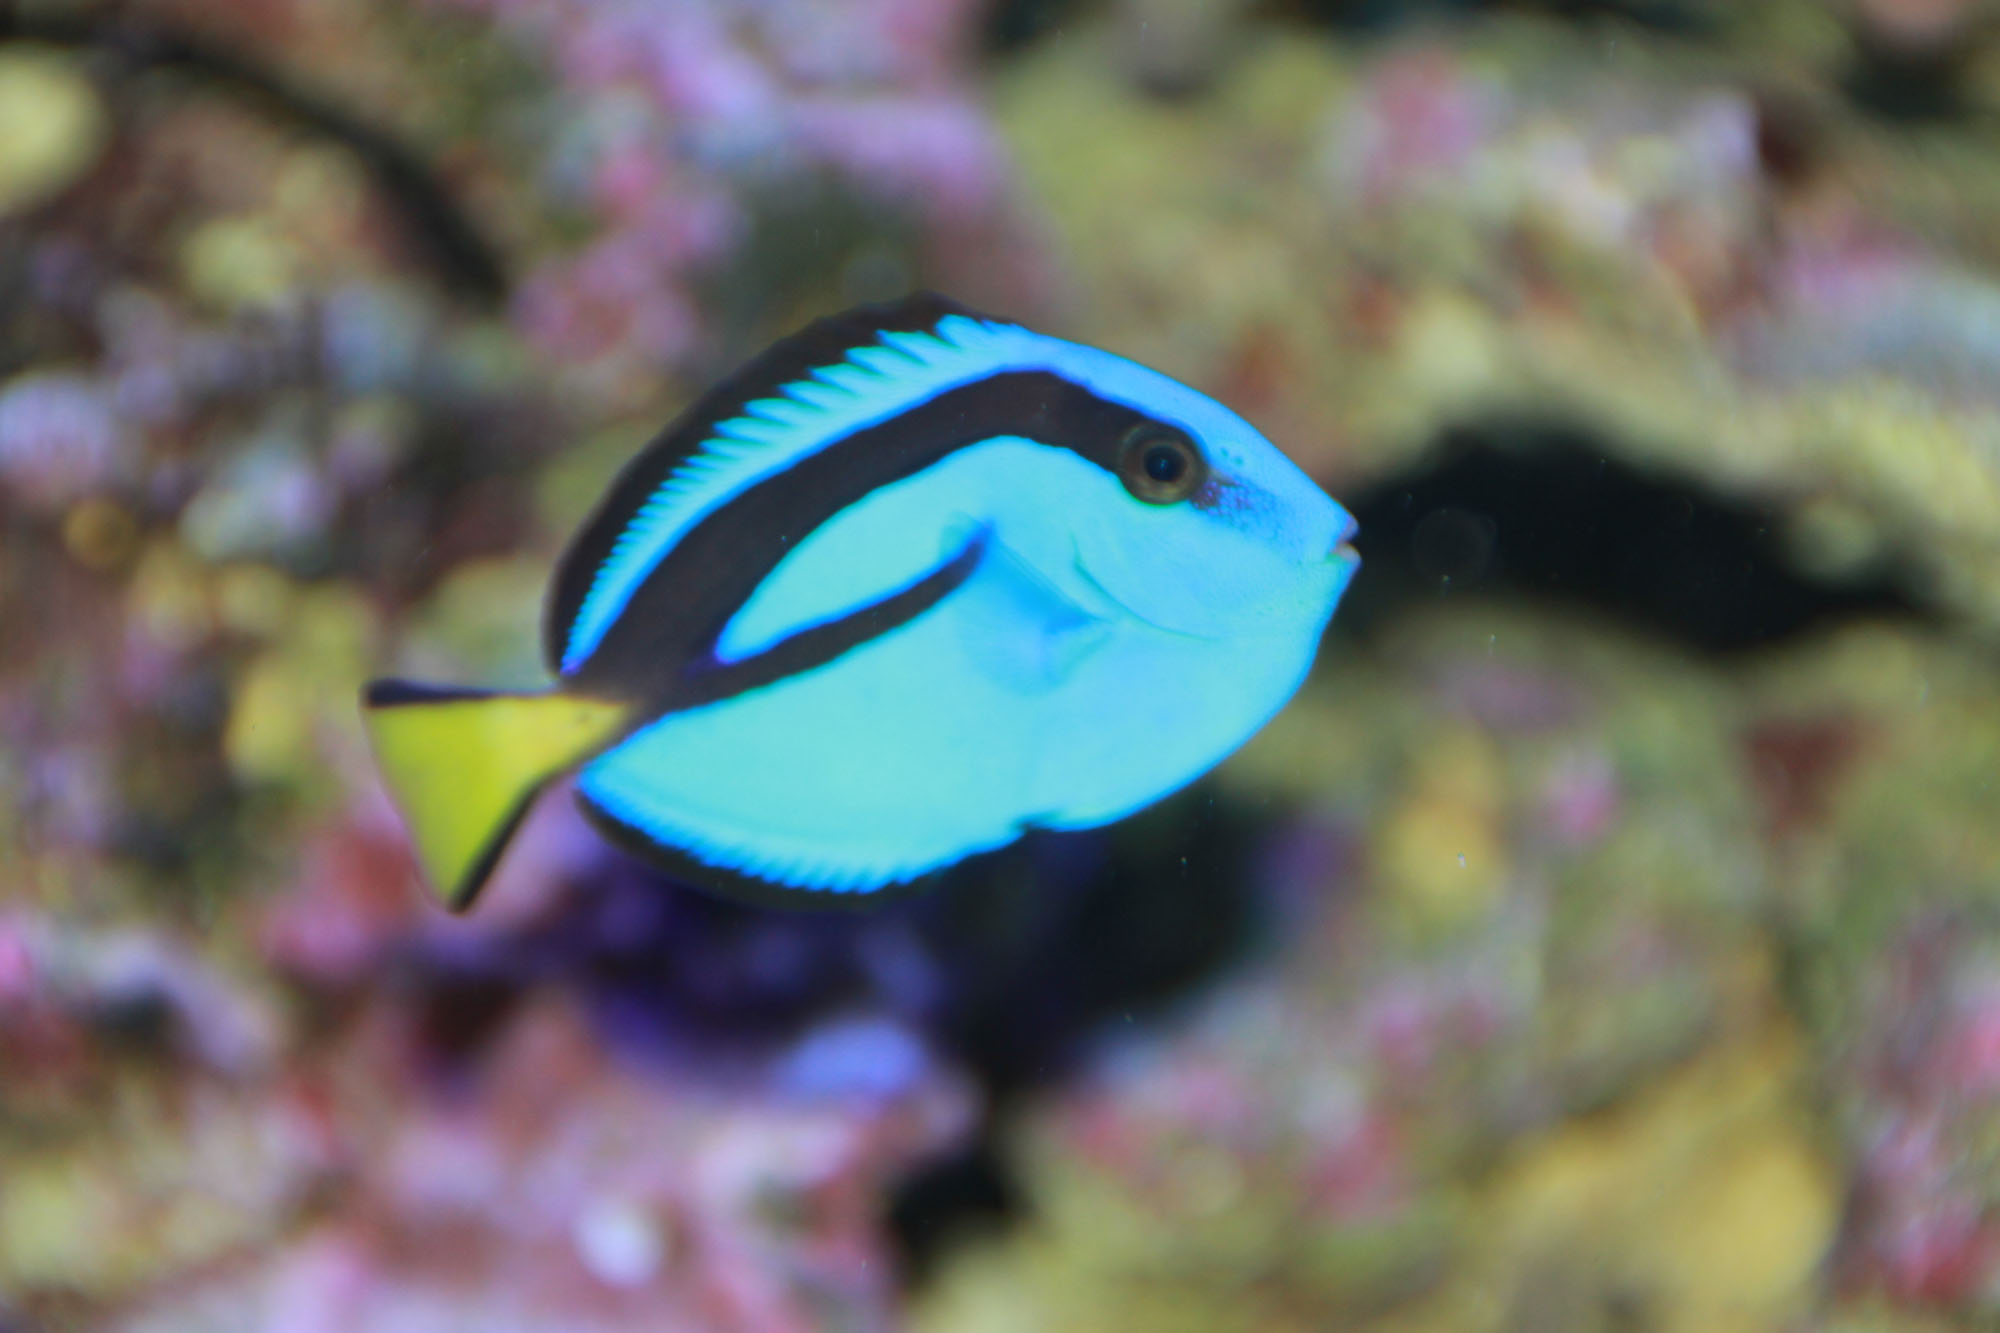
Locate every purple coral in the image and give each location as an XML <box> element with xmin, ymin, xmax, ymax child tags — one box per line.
<box><xmin>0</xmin><ymin>372</ymin><xmax>124</xmax><ymax>510</ymax></box>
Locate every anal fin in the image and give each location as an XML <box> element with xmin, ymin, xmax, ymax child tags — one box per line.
<box><xmin>950</xmin><ymin>539</ymin><xmax>1112</xmax><ymax>694</ymax></box>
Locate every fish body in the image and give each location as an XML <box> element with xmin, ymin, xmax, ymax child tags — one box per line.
<box><xmin>363</xmin><ymin>294</ymin><xmax>1359</xmax><ymax>910</ymax></box>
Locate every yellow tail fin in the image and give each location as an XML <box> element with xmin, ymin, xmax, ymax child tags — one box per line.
<box><xmin>360</xmin><ymin>682</ymin><xmax>631</xmax><ymax>911</ymax></box>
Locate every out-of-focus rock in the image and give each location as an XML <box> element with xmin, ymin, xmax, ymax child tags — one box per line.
<box><xmin>110</xmin><ymin>996</ymin><xmax>974</xmax><ymax>1333</ymax></box>
<box><xmin>0</xmin><ymin>49</ymin><xmax>108</xmax><ymax>216</ymax></box>
<box><xmin>8</xmin><ymin>0</ymin><xmax>2000</xmax><ymax>1326</ymax></box>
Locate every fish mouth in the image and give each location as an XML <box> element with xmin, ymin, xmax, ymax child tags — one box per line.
<box><xmin>1326</xmin><ymin>508</ymin><xmax>1360</xmax><ymax>563</ymax></box>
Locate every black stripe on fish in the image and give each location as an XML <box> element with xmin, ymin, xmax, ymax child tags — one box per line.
<box><xmin>363</xmin><ymin>678</ymin><xmax>506</xmax><ymax>708</ymax></box>
<box><xmin>672</xmin><ymin>523</ymin><xmax>991</xmax><ymax>709</ymax></box>
<box><xmin>562</xmin><ymin>370</ymin><xmax>1161</xmax><ymax>702</ymax></box>
<box><xmin>543</xmin><ymin>292</ymin><xmax>981</xmax><ymax>677</ymax></box>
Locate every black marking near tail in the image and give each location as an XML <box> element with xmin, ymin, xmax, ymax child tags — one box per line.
<box><xmin>449</xmin><ymin>786</ymin><xmax>547</xmax><ymax>913</ymax></box>
<box><xmin>362</xmin><ymin>678</ymin><xmax>500</xmax><ymax>708</ymax></box>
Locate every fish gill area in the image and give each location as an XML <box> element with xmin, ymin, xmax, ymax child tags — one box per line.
<box><xmin>3</xmin><ymin>0</ymin><xmax>2000</xmax><ymax>1330</ymax></box>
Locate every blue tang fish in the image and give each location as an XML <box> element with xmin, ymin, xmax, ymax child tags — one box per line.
<box><xmin>363</xmin><ymin>294</ymin><xmax>1360</xmax><ymax>910</ymax></box>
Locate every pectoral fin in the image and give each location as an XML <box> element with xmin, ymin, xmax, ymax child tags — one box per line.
<box><xmin>947</xmin><ymin>539</ymin><xmax>1113</xmax><ymax>694</ymax></box>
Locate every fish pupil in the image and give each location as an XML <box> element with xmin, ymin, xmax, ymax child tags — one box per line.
<box><xmin>1118</xmin><ymin>425</ymin><xmax>1204</xmax><ymax>503</ymax></box>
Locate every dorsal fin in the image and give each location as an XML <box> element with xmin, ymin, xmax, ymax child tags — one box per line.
<box><xmin>542</xmin><ymin>292</ymin><xmax>1001</xmax><ymax>680</ymax></box>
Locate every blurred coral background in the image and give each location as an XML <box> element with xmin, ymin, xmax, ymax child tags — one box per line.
<box><xmin>4</xmin><ymin>0</ymin><xmax>2000</xmax><ymax>1328</ymax></box>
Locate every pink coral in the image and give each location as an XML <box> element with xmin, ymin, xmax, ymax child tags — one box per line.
<box><xmin>429</xmin><ymin>0</ymin><xmax>1015</xmax><ymax>383</ymax></box>
<box><xmin>139</xmin><ymin>996</ymin><xmax>971</xmax><ymax>1331</ymax></box>
<box><xmin>1833</xmin><ymin>921</ymin><xmax>2000</xmax><ymax>1309</ymax></box>
<box><xmin>1327</xmin><ymin>47</ymin><xmax>1498</xmax><ymax>205</ymax></box>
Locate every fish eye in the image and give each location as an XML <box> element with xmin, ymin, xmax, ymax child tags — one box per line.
<box><xmin>1118</xmin><ymin>426</ymin><xmax>1205</xmax><ymax>504</ymax></box>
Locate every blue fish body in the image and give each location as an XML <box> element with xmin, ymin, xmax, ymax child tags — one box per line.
<box><xmin>363</xmin><ymin>295</ymin><xmax>1359</xmax><ymax>910</ymax></box>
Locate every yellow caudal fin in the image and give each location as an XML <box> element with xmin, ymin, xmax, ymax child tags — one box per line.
<box><xmin>360</xmin><ymin>681</ymin><xmax>631</xmax><ymax>911</ymax></box>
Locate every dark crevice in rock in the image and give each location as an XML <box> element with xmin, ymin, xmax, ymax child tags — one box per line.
<box><xmin>1335</xmin><ymin>421</ymin><xmax>1929</xmax><ymax>653</ymax></box>
<box><xmin>887</xmin><ymin>789</ymin><xmax>1267</xmax><ymax>1286</ymax></box>
<box><xmin>887</xmin><ymin>1138</ymin><xmax>1024</xmax><ymax>1286</ymax></box>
